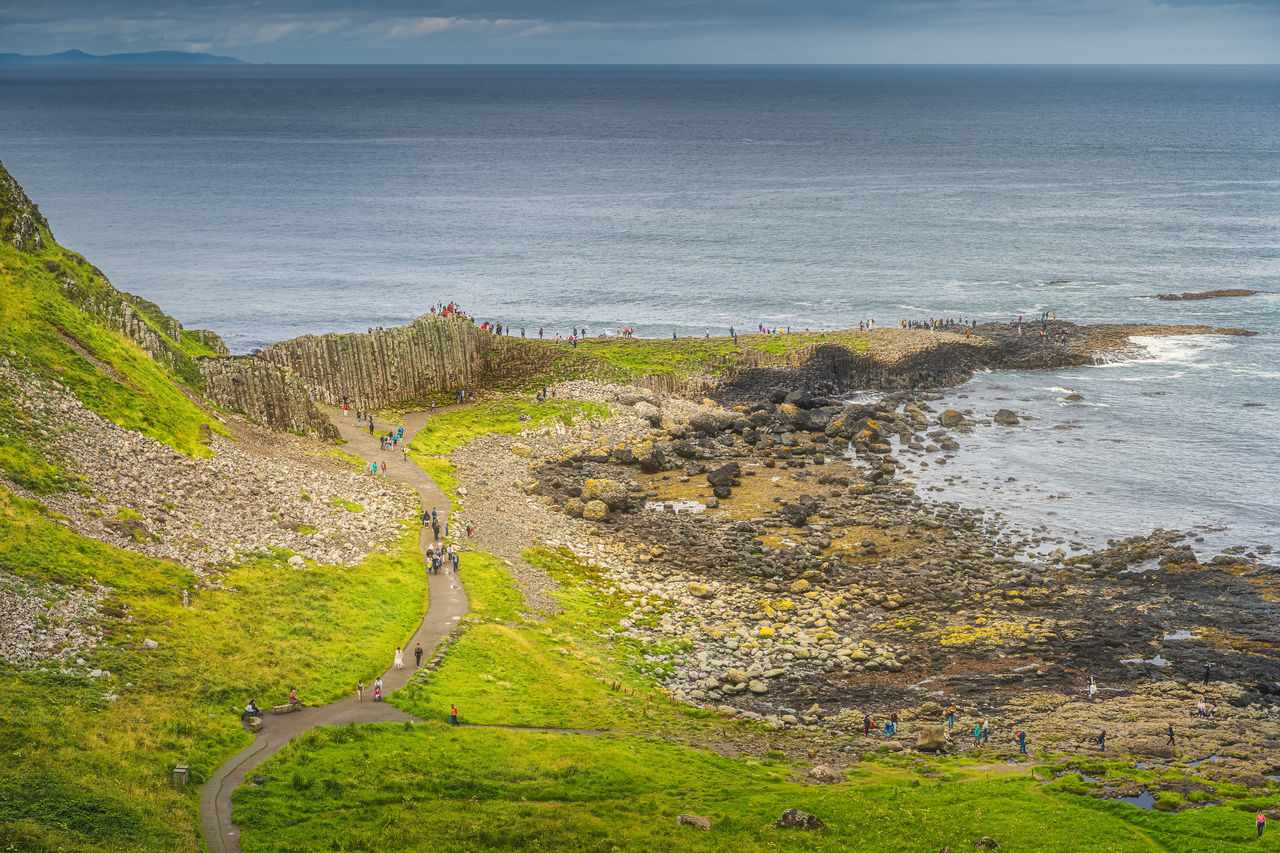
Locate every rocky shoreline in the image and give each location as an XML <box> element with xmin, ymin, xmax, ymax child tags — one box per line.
<box><xmin>447</xmin><ymin>339</ymin><xmax>1280</xmax><ymax>776</ymax></box>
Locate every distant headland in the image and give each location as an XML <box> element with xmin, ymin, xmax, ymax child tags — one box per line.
<box><xmin>0</xmin><ymin>49</ymin><xmax>245</xmax><ymax>66</ymax></box>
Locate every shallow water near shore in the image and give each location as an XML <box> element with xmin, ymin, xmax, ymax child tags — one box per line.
<box><xmin>906</xmin><ymin>333</ymin><xmax>1280</xmax><ymax>554</ymax></box>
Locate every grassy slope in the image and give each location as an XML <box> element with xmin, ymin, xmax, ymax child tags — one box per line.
<box><xmin>543</xmin><ymin>331</ymin><xmax>872</xmax><ymax>384</ymax></box>
<box><xmin>0</xmin><ymin>237</ymin><xmax>218</xmax><ymax>493</ymax></box>
<box><xmin>0</xmin><ymin>165</ymin><xmax>432</xmax><ymax>851</ymax></box>
<box><xmin>0</xmin><ymin>488</ymin><xmax>427</xmax><ymax>852</ymax></box>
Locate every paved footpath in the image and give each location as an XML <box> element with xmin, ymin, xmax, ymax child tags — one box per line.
<box><xmin>199</xmin><ymin>408</ymin><xmax>466</xmax><ymax>853</ymax></box>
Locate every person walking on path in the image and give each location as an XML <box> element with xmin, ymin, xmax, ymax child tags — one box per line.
<box><xmin>394</xmin><ymin>647</ymin><xmax>404</xmax><ymax>670</ymax></box>
<box><xmin>414</xmin><ymin>644</ymin><xmax>423</xmax><ymax>668</ymax></box>
<box><xmin>1097</xmin><ymin>729</ymin><xmax>1107</xmax><ymax>752</ymax></box>
<box><xmin>1166</xmin><ymin>724</ymin><xmax>1176</xmax><ymax>747</ymax></box>
<box><xmin>946</xmin><ymin>705</ymin><xmax>956</xmax><ymax>731</ymax></box>
<box><xmin>981</xmin><ymin>719</ymin><xmax>990</xmax><ymax>745</ymax></box>
<box><xmin>450</xmin><ymin>704</ymin><xmax>459</xmax><ymax>726</ymax></box>
<box><xmin>356</xmin><ymin>680</ymin><xmax>364</xmax><ymax>701</ymax></box>
<box><xmin>374</xmin><ymin>677</ymin><xmax>383</xmax><ymax>702</ymax></box>
<box><xmin>1018</xmin><ymin>730</ymin><xmax>1027</xmax><ymax>755</ymax></box>
<box><xmin>1258</xmin><ymin>811</ymin><xmax>1267</xmax><ymax>839</ymax></box>
<box><xmin>973</xmin><ymin>722</ymin><xmax>982</xmax><ymax>746</ymax></box>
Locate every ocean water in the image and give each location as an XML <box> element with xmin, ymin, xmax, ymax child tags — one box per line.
<box><xmin>0</xmin><ymin>65</ymin><xmax>1276</xmax><ymax>549</ymax></box>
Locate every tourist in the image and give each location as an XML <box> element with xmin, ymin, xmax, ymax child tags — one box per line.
<box><xmin>241</xmin><ymin>699</ymin><xmax>260</xmax><ymax>721</ymax></box>
<box><xmin>450</xmin><ymin>703</ymin><xmax>460</xmax><ymax>726</ymax></box>
<box><xmin>1017</xmin><ymin>730</ymin><xmax>1027</xmax><ymax>755</ymax></box>
<box><xmin>394</xmin><ymin>647</ymin><xmax>404</xmax><ymax>670</ymax></box>
<box><xmin>1209</xmin><ymin>702</ymin><xmax>1218</xmax><ymax>719</ymax></box>
<box><xmin>1203</xmin><ymin>662</ymin><xmax>1214</xmax><ymax>684</ymax></box>
<box><xmin>1088</xmin><ymin>675</ymin><xmax>1097</xmax><ymax>701</ymax></box>
<box><xmin>1166</xmin><ymin>724</ymin><xmax>1176</xmax><ymax>746</ymax></box>
<box><xmin>946</xmin><ymin>705</ymin><xmax>956</xmax><ymax>731</ymax></box>
<box><xmin>356</xmin><ymin>681</ymin><xmax>364</xmax><ymax>701</ymax></box>
<box><xmin>1097</xmin><ymin>729</ymin><xmax>1107</xmax><ymax>752</ymax></box>
<box><xmin>981</xmin><ymin>719</ymin><xmax>989</xmax><ymax>745</ymax></box>
<box><xmin>973</xmin><ymin>722</ymin><xmax>982</xmax><ymax>746</ymax></box>
<box><xmin>373</xmin><ymin>677</ymin><xmax>383</xmax><ymax>702</ymax></box>
<box><xmin>863</xmin><ymin>713</ymin><xmax>873</xmax><ymax>736</ymax></box>
<box><xmin>1258</xmin><ymin>812</ymin><xmax>1267</xmax><ymax>839</ymax></box>
<box><xmin>415</xmin><ymin>644</ymin><xmax>423</xmax><ymax>668</ymax></box>
<box><xmin>1197</xmin><ymin>698</ymin><xmax>1206</xmax><ymax>717</ymax></box>
<box><xmin>466</xmin><ymin>521</ymin><xmax>474</xmax><ymax>538</ymax></box>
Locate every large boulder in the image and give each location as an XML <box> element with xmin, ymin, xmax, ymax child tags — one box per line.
<box><xmin>993</xmin><ymin>409</ymin><xmax>1020</xmax><ymax>426</ymax></box>
<box><xmin>706</xmin><ymin>462</ymin><xmax>741</xmax><ymax>489</ymax></box>
<box><xmin>916</xmin><ymin>723</ymin><xmax>947</xmax><ymax>752</ymax></box>
<box><xmin>638</xmin><ymin>446</ymin><xmax>666</xmax><ymax>473</ymax></box>
<box><xmin>939</xmin><ymin>409</ymin><xmax>967</xmax><ymax>428</ymax></box>
<box><xmin>775</xmin><ymin>808</ymin><xmax>825</xmax><ymax>831</ymax></box>
<box><xmin>581</xmin><ymin>478</ymin><xmax>630</xmax><ymax>509</ymax></box>
<box><xmin>807</xmin><ymin>765</ymin><xmax>844</xmax><ymax>785</ymax></box>
<box><xmin>676</xmin><ymin>814</ymin><xmax>712</xmax><ymax>831</ymax></box>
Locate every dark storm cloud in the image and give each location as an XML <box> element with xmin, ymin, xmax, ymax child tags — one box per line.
<box><xmin>2</xmin><ymin>0</ymin><xmax>1277</xmax><ymax>62</ymax></box>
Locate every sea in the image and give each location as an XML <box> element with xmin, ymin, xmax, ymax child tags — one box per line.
<box><xmin>0</xmin><ymin>65</ymin><xmax>1276</xmax><ymax>553</ymax></box>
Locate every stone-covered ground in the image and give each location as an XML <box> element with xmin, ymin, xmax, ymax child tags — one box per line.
<box><xmin>449</xmin><ymin>378</ymin><xmax>1280</xmax><ymax>786</ymax></box>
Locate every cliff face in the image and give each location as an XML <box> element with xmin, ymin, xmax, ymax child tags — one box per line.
<box><xmin>198</xmin><ymin>356</ymin><xmax>341</xmax><ymax>441</ymax></box>
<box><xmin>259</xmin><ymin>315</ymin><xmax>553</xmax><ymax>410</ymax></box>
<box><xmin>0</xmin><ymin>165</ymin><xmax>49</xmax><ymax>251</ymax></box>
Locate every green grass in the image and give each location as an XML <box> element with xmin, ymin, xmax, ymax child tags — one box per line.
<box><xmin>390</xmin><ymin>546</ymin><xmax>708</xmax><ymax>732</ymax></box>
<box><xmin>406</xmin><ymin>396</ymin><xmax>608</xmax><ymax>505</ymax></box>
<box><xmin>0</xmin><ymin>235</ymin><xmax>225</xmax><ymax>492</ymax></box>
<box><xmin>407</xmin><ymin>397</ymin><xmax>610</xmax><ymax>458</ymax></box>
<box><xmin>329</xmin><ymin>496</ymin><xmax>364</xmax><ymax>513</ymax></box>
<box><xmin>537</xmin><ymin>332</ymin><xmax>874</xmax><ymax>385</ymax></box>
<box><xmin>0</xmin><ymin>487</ymin><xmax>427</xmax><ymax>852</ymax></box>
<box><xmin>235</xmin><ymin>723</ymin><xmax>1280</xmax><ymax>853</ymax></box>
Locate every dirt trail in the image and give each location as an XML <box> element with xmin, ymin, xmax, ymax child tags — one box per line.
<box><xmin>199</xmin><ymin>407</ymin><xmax>465</xmax><ymax>853</ymax></box>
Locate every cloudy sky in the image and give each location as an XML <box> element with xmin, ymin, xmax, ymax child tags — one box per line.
<box><xmin>2</xmin><ymin>0</ymin><xmax>1278</xmax><ymax>63</ymax></box>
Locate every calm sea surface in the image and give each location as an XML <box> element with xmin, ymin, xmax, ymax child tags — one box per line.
<box><xmin>1</xmin><ymin>65</ymin><xmax>1276</xmax><ymax>550</ymax></box>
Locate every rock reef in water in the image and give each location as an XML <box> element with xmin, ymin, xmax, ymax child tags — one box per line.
<box><xmin>1149</xmin><ymin>289</ymin><xmax>1267</xmax><ymax>301</ymax></box>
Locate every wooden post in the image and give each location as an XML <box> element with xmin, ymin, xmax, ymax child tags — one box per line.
<box><xmin>172</xmin><ymin>765</ymin><xmax>189</xmax><ymax>788</ymax></box>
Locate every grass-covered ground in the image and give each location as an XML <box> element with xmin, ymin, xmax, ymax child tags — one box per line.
<box><xmin>235</xmin><ymin>722</ymin><xmax>1280</xmax><ymax>853</ymax></box>
<box><xmin>234</xmin><ymin>548</ymin><xmax>1280</xmax><ymax>852</ymax></box>
<box><xmin>0</xmin><ymin>487</ymin><xmax>428</xmax><ymax>852</ymax></box>
<box><xmin>406</xmin><ymin>397</ymin><xmax>609</xmax><ymax>501</ymax></box>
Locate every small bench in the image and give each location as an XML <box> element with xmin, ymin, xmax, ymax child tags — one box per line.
<box><xmin>271</xmin><ymin>703</ymin><xmax>296</xmax><ymax>715</ymax></box>
<box><xmin>245</xmin><ymin>716</ymin><xmax>263</xmax><ymax>732</ymax></box>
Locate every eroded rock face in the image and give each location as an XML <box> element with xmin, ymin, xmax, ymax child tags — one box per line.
<box><xmin>1</xmin><ymin>161</ymin><xmax>50</xmax><ymax>251</ymax></box>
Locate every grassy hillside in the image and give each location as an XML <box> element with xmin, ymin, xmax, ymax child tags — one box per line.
<box><xmin>0</xmin><ymin>161</ymin><xmax>433</xmax><ymax>851</ymax></box>
<box><xmin>0</xmin><ymin>487</ymin><xmax>428</xmax><ymax>852</ymax></box>
<box><xmin>0</xmin><ymin>162</ymin><xmax>226</xmax><ymax>493</ymax></box>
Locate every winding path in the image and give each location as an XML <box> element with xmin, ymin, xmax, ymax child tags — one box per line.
<box><xmin>198</xmin><ymin>409</ymin><xmax>467</xmax><ymax>853</ymax></box>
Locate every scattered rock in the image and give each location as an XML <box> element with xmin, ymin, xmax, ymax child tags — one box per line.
<box><xmin>775</xmin><ymin>808</ymin><xmax>825</xmax><ymax>831</ymax></box>
<box><xmin>676</xmin><ymin>814</ymin><xmax>712</xmax><ymax>831</ymax></box>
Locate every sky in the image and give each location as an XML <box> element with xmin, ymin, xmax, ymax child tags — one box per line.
<box><xmin>1</xmin><ymin>0</ymin><xmax>1278</xmax><ymax>64</ymax></box>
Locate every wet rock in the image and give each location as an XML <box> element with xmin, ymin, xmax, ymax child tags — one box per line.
<box><xmin>993</xmin><ymin>409</ymin><xmax>1019</xmax><ymax>426</ymax></box>
<box><xmin>939</xmin><ymin>410</ymin><xmax>966</xmax><ymax>428</ymax></box>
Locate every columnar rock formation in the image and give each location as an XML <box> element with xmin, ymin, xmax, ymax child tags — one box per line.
<box><xmin>197</xmin><ymin>356</ymin><xmax>341</xmax><ymax>441</ymax></box>
<box><xmin>258</xmin><ymin>314</ymin><xmax>551</xmax><ymax>410</ymax></box>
